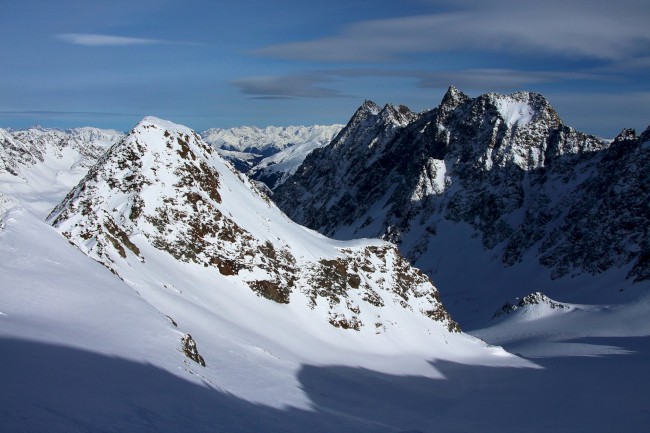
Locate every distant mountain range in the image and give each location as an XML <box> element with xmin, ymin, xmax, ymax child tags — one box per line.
<box><xmin>0</xmin><ymin>126</ymin><xmax>123</xmax><ymax>177</ymax></box>
<box><xmin>200</xmin><ymin>125</ymin><xmax>342</xmax><ymax>176</ymax></box>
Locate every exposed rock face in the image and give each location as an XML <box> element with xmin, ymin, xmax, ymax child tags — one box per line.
<box><xmin>535</xmin><ymin>127</ymin><xmax>650</xmax><ymax>281</ymax></box>
<box><xmin>492</xmin><ymin>292</ymin><xmax>570</xmax><ymax>319</ymax></box>
<box><xmin>181</xmin><ymin>334</ymin><xmax>206</xmax><ymax>367</ymax></box>
<box><xmin>48</xmin><ymin>117</ymin><xmax>459</xmax><ymax>334</ymax></box>
<box><xmin>273</xmin><ymin>87</ymin><xmax>650</xmax><ymax>282</ymax></box>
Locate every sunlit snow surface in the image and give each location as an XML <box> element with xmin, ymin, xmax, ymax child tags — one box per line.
<box><xmin>1</xmin><ymin>118</ymin><xmax>649</xmax><ymax>432</ymax></box>
<box><xmin>495</xmin><ymin>98</ymin><xmax>535</xmax><ymax>126</ymax></box>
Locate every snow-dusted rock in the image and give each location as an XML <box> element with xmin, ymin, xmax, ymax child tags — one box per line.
<box><xmin>48</xmin><ymin>117</ymin><xmax>459</xmax><ymax>334</ymax></box>
<box><xmin>273</xmin><ymin>87</ymin><xmax>649</xmax><ymax>285</ymax></box>
<box><xmin>492</xmin><ymin>292</ymin><xmax>571</xmax><ymax>319</ymax></box>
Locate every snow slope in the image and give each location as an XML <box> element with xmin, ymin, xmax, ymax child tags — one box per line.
<box><xmin>0</xmin><ymin>126</ymin><xmax>123</xmax><ymax>217</ymax></box>
<box><xmin>493</xmin><ymin>92</ymin><xmax>537</xmax><ymax>126</ymax></box>
<box><xmin>3</xmin><ymin>205</ymin><xmax>648</xmax><ymax>432</ymax></box>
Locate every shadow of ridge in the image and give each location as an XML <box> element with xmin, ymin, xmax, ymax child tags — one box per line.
<box><xmin>297</xmin><ymin>337</ymin><xmax>650</xmax><ymax>433</ymax></box>
<box><xmin>0</xmin><ymin>337</ymin><xmax>392</xmax><ymax>433</ymax></box>
<box><xmin>4</xmin><ymin>336</ymin><xmax>649</xmax><ymax>433</ymax></box>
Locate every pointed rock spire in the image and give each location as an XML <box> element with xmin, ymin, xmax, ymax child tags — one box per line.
<box><xmin>357</xmin><ymin>100</ymin><xmax>381</xmax><ymax>116</ymax></box>
<box><xmin>440</xmin><ymin>85</ymin><xmax>471</xmax><ymax>113</ymax></box>
<box><xmin>613</xmin><ymin>128</ymin><xmax>637</xmax><ymax>143</ymax></box>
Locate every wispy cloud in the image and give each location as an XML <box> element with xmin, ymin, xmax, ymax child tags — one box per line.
<box><xmin>254</xmin><ymin>1</ymin><xmax>650</xmax><ymax>63</ymax></box>
<box><xmin>233</xmin><ymin>68</ymin><xmax>613</xmax><ymax>99</ymax></box>
<box><xmin>55</xmin><ymin>33</ymin><xmax>195</xmax><ymax>47</ymax></box>
<box><xmin>412</xmin><ymin>69</ymin><xmax>615</xmax><ymax>90</ymax></box>
<box><xmin>232</xmin><ymin>75</ymin><xmax>348</xmax><ymax>99</ymax></box>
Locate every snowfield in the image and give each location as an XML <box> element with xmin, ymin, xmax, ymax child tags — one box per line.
<box><xmin>1</xmin><ymin>116</ymin><xmax>649</xmax><ymax>432</ymax></box>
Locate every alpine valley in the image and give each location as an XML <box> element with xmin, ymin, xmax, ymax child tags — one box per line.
<box><xmin>1</xmin><ymin>88</ymin><xmax>649</xmax><ymax>432</ymax></box>
<box><xmin>201</xmin><ymin>124</ymin><xmax>343</xmax><ymax>188</ymax></box>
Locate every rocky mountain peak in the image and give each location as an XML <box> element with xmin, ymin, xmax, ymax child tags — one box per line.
<box><xmin>613</xmin><ymin>128</ymin><xmax>638</xmax><ymax>143</ymax></box>
<box><xmin>439</xmin><ymin>85</ymin><xmax>471</xmax><ymax>114</ymax></box>
<box><xmin>273</xmin><ymin>87</ymin><xmax>649</xmax><ymax>297</ymax></box>
<box><xmin>358</xmin><ymin>100</ymin><xmax>382</xmax><ymax>116</ymax></box>
<box><xmin>48</xmin><ymin>117</ymin><xmax>460</xmax><ymax>335</ymax></box>
<box><xmin>48</xmin><ymin>116</ymin><xmax>230</xmax><ymax>265</ymax></box>
<box><xmin>492</xmin><ymin>292</ymin><xmax>571</xmax><ymax>319</ymax></box>
<box><xmin>379</xmin><ymin>103</ymin><xmax>418</xmax><ymax>126</ymax></box>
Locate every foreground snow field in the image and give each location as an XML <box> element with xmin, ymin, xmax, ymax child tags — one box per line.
<box><xmin>1</xmin><ymin>116</ymin><xmax>649</xmax><ymax>432</ymax></box>
<box><xmin>2</xmin><ymin>208</ymin><xmax>648</xmax><ymax>432</ymax></box>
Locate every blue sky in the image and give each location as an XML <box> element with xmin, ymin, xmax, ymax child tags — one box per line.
<box><xmin>1</xmin><ymin>0</ymin><xmax>649</xmax><ymax>137</ymax></box>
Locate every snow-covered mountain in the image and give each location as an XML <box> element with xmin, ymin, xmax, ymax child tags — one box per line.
<box><xmin>200</xmin><ymin>125</ymin><xmax>343</xmax><ymax>172</ymax></box>
<box><xmin>0</xmin><ymin>126</ymin><xmax>123</xmax><ymax>216</ymax></box>
<box><xmin>0</xmin><ymin>126</ymin><xmax>124</xmax><ymax>176</ymax></box>
<box><xmin>200</xmin><ymin>124</ymin><xmax>342</xmax><ymax>176</ymax></box>
<box><xmin>48</xmin><ymin>117</ymin><xmax>463</xmax><ymax>337</ymax></box>
<box><xmin>273</xmin><ymin>87</ymin><xmax>650</xmax><ymax>321</ymax></box>
<box><xmin>2</xmin><ymin>114</ymin><xmax>650</xmax><ymax>432</ymax></box>
<box><xmin>475</xmin><ymin>290</ymin><xmax>650</xmax><ymax>358</ymax></box>
<box><xmin>246</xmin><ymin>137</ymin><xmax>335</xmax><ymax>190</ymax></box>
<box><xmin>201</xmin><ymin>124</ymin><xmax>343</xmax><ymax>156</ymax></box>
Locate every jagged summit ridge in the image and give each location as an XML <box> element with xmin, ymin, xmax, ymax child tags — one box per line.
<box><xmin>439</xmin><ymin>86</ymin><xmax>471</xmax><ymax>114</ymax></box>
<box><xmin>359</xmin><ymin>99</ymin><xmax>381</xmax><ymax>116</ymax></box>
<box><xmin>273</xmin><ymin>87</ymin><xmax>648</xmax><ymax>289</ymax></box>
<box><xmin>441</xmin><ymin>86</ymin><xmax>556</xmax><ymax>128</ymax></box>
<box><xmin>48</xmin><ymin>117</ymin><xmax>460</xmax><ymax>335</ymax></box>
<box><xmin>489</xmin><ymin>91</ymin><xmax>546</xmax><ymax>126</ymax></box>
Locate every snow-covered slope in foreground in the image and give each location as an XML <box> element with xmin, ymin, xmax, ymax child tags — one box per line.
<box><xmin>3</xmin><ymin>208</ymin><xmax>649</xmax><ymax>432</ymax></box>
<box><xmin>3</xmin><ymin>208</ymin><xmax>650</xmax><ymax>433</ymax></box>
